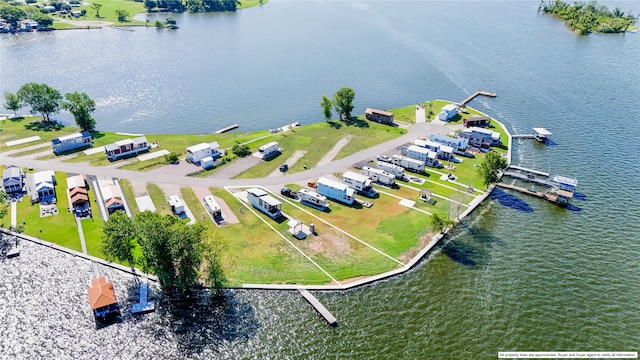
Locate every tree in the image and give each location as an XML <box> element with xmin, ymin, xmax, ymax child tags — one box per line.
<box><xmin>3</xmin><ymin>92</ymin><xmax>22</xmax><ymax>116</ymax></box>
<box><xmin>101</xmin><ymin>210</ymin><xmax>136</xmax><ymax>271</ymax></box>
<box><xmin>91</xmin><ymin>2</ymin><xmax>102</xmax><ymax>17</ymax></box>
<box><xmin>144</xmin><ymin>0</ymin><xmax>156</xmax><ymax>11</ymax></box>
<box><xmin>115</xmin><ymin>8</ymin><xmax>129</xmax><ymax>22</ymax></box>
<box><xmin>232</xmin><ymin>143</ymin><xmax>250</xmax><ymax>157</ymax></box>
<box><xmin>320</xmin><ymin>95</ymin><xmax>332</xmax><ymax>122</ymax></box>
<box><xmin>477</xmin><ymin>150</ymin><xmax>508</xmax><ymax>188</ymax></box>
<box><xmin>31</xmin><ymin>12</ymin><xmax>54</xmax><ymax>28</ymax></box>
<box><xmin>0</xmin><ymin>191</ymin><xmax>8</xmax><ymax>221</ymax></box>
<box><xmin>135</xmin><ymin>211</ymin><xmax>206</xmax><ymax>289</ymax></box>
<box><xmin>61</xmin><ymin>92</ymin><xmax>96</xmax><ymax>132</ymax></box>
<box><xmin>0</xmin><ymin>6</ymin><xmax>27</xmax><ymax>28</ymax></box>
<box><xmin>155</xmin><ymin>20</ymin><xmax>164</xmax><ymax>28</ymax></box>
<box><xmin>333</xmin><ymin>87</ymin><xmax>355</xmax><ymax>120</ymax></box>
<box><xmin>431</xmin><ymin>213</ymin><xmax>456</xmax><ymax>234</ymax></box>
<box><xmin>16</xmin><ymin>83</ymin><xmax>62</xmax><ymax>122</ymax></box>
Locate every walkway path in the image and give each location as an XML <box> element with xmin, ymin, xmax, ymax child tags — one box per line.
<box><xmin>75</xmin><ymin>216</ymin><xmax>88</xmax><ymax>254</ymax></box>
<box><xmin>317</xmin><ymin>135</ymin><xmax>353</xmax><ymax>167</ymax></box>
<box><xmin>268</xmin><ymin>150</ymin><xmax>306</xmax><ymax>178</ymax></box>
<box><xmin>10</xmin><ymin>202</ymin><xmax>17</xmax><ymax>228</ymax></box>
<box><xmin>415</xmin><ymin>105</ymin><xmax>426</xmax><ymax>123</ymax></box>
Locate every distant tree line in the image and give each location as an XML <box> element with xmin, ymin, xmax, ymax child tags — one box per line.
<box><xmin>144</xmin><ymin>0</ymin><xmax>238</xmax><ymax>13</ymax></box>
<box><xmin>539</xmin><ymin>0</ymin><xmax>637</xmax><ymax>34</ymax></box>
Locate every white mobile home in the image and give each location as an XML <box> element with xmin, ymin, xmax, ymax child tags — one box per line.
<box><xmin>391</xmin><ymin>155</ymin><xmax>425</xmax><ymax>173</ymax></box>
<box><xmin>361</xmin><ymin>166</ymin><xmax>395</xmax><ymax>186</ymax></box>
<box><xmin>168</xmin><ymin>195</ymin><xmax>185</xmax><ymax>214</ymax></box>
<box><xmin>316</xmin><ymin>178</ymin><xmax>356</xmax><ymax>205</ymax></box>
<box><xmin>342</xmin><ymin>171</ymin><xmax>373</xmax><ymax>193</ymax></box>
<box><xmin>246</xmin><ymin>188</ymin><xmax>282</xmax><ymax>218</ymax></box>
<box><xmin>298</xmin><ymin>189</ymin><xmax>327</xmax><ymax>209</ymax></box>
<box><xmin>203</xmin><ymin>195</ymin><xmax>222</xmax><ymax>218</ymax></box>
<box><xmin>258</xmin><ymin>141</ymin><xmax>280</xmax><ymax>158</ymax></box>
<box><xmin>377</xmin><ymin>161</ymin><xmax>405</xmax><ymax>179</ymax></box>
<box><xmin>186</xmin><ymin>142</ymin><xmax>221</xmax><ymax>164</ymax></box>
<box><xmin>403</xmin><ymin>145</ymin><xmax>439</xmax><ymax>167</ymax></box>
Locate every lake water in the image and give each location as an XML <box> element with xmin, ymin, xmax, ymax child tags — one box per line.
<box><xmin>1</xmin><ymin>1</ymin><xmax>640</xmax><ymax>358</ymax></box>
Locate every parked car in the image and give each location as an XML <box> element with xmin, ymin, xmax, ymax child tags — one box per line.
<box><xmin>279</xmin><ymin>164</ymin><xmax>289</xmax><ymax>172</ymax></box>
<box><xmin>280</xmin><ymin>187</ymin><xmax>297</xmax><ymax>198</ymax></box>
<box><xmin>377</xmin><ymin>154</ymin><xmax>390</xmax><ymax>162</ymax></box>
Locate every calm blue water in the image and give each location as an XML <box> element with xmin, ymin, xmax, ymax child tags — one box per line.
<box><xmin>1</xmin><ymin>1</ymin><xmax>639</xmax><ymax>358</ymax></box>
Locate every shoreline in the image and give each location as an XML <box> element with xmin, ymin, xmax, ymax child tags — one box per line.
<box><xmin>1</xmin><ymin>101</ymin><xmax>512</xmax><ymax>291</ymax></box>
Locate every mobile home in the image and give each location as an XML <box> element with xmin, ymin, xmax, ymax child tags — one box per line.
<box><xmin>342</xmin><ymin>171</ymin><xmax>373</xmax><ymax>193</ymax></box>
<box><xmin>51</xmin><ymin>131</ymin><xmax>92</xmax><ymax>154</ymax></box>
<box><xmin>104</xmin><ymin>136</ymin><xmax>149</xmax><ymax>161</ymax></box>
<box><xmin>437</xmin><ymin>104</ymin><xmax>458</xmax><ymax>121</ymax></box>
<box><xmin>361</xmin><ymin>166</ymin><xmax>396</xmax><ymax>186</ymax></box>
<box><xmin>429</xmin><ymin>134</ymin><xmax>469</xmax><ymax>152</ymax></box>
<box><xmin>246</xmin><ymin>188</ymin><xmax>282</xmax><ymax>218</ymax></box>
<box><xmin>377</xmin><ymin>161</ymin><xmax>405</xmax><ymax>179</ymax></box>
<box><xmin>463</xmin><ymin>115</ymin><xmax>490</xmax><ymax>128</ymax></box>
<box><xmin>168</xmin><ymin>195</ymin><xmax>185</xmax><ymax>215</ymax></box>
<box><xmin>365</xmin><ymin>108</ymin><xmax>394</xmax><ymax>125</ymax></box>
<box><xmin>2</xmin><ymin>165</ymin><xmax>23</xmax><ymax>194</ymax></box>
<box><xmin>316</xmin><ymin>178</ymin><xmax>356</xmax><ymax>205</ymax></box>
<box><xmin>298</xmin><ymin>189</ymin><xmax>328</xmax><ymax>209</ymax></box>
<box><xmin>186</xmin><ymin>142</ymin><xmax>221</xmax><ymax>164</ymax></box>
<box><xmin>258</xmin><ymin>141</ymin><xmax>280</xmax><ymax>159</ymax></box>
<box><xmin>402</xmin><ymin>145</ymin><xmax>439</xmax><ymax>167</ymax></box>
<box><xmin>203</xmin><ymin>195</ymin><xmax>222</xmax><ymax>218</ymax></box>
<box><xmin>391</xmin><ymin>154</ymin><xmax>425</xmax><ymax>173</ymax></box>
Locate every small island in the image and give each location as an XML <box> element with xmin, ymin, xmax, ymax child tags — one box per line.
<box><xmin>539</xmin><ymin>0</ymin><xmax>638</xmax><ymax>35</ymax></box>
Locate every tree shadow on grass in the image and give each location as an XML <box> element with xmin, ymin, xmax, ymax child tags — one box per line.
<box><xmin>24</xmin><ymin>120</ymin><xmax>64</xmax><ymax>132</ymax></box>
<box><xmin>155</xmin><ymin>287</ymin><xmax>259</xmax><ymax>356</ymax></box>
<box><xmin>343</xmin><ymin>117</ymin><xmax>369</xmax><ymax>128</ymax></box>
<box><xmin>8</xmin><ymin>116</ymin><xmax>24</xmax><ymax>123</ymax></box>
<box><xmin>91</xmin><ymin>131</ymin><xmax>107</xmax><ymax>139</ymax></box>
<box><xmin>327</xmin><ymin>121</ymin><xmax>342</xmax><ymax>130</ymax></box>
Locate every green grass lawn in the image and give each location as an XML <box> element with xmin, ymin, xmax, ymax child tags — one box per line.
<box><xmin>76</xmin><ymin>0</ymin><xmax>146</xmax><ymax>26</ymax></box>
<box><xmin>0</xmin><ymin>117</ymin><xmax>77</xmax><ymax>153</ymax></box>
<box><xmin>147</xmin><ymin>183</ymin><xmax>171</xmax><ymax>216</ymax></box>
<box><xmin>180</xmin><ymin>187</ymin><xmax>210</xmax><ymax>227</ymax></box>
<box><xmin>212</xmin><ymin>188</ymin><xmax>333</xmax><ymax>285</ymax></box>
<box><xmin>387</xmin><ymin>104</ymin><xmax>416</xmax><ymax>124</ymax></box>
<box><xmin>237</xmin><ymin>0</ymin><xmax>268</xmax><ymax>9</ymax></box>
<box><xmin>16</xmin><ymin>171</ymin><xmax>82</xmax><ymax>252</ymax></box>
<box><xmin>234</xmin><ymin>120</ymin><xmax>405</xmax><ymax>178</ymax></box>
<box><xmin>118</xmin><ymin>179</ymin><xmax>139</xmax><ymax>215</ymax></box>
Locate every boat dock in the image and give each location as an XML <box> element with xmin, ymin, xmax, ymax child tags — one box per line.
<box><xmin>503</xmin><ymin>171</ymin><xmax>553</xmax><ymax>187</ymax></box>
<box><xmin>298</xmin><ymin>289</ymin><xmax>338</xmax><ymax>327</ymax></box>
<box><xmin>132</xmin><ymin>278</ymin><xmax>155</xmax><ymax>315</ymax></box>
<box><xmin>214</xmin><ymin>124</ymin><xmax>239</xmax><ymax>134</ymax></box>
<box><xmin>512</xmin><ymin>134</ymin><xmax>535</xmax><ymax>139</ymax></box>
<box><xmin>496</xmin><ymin>182</ymin><xmax>559</xmax><ymax>203</ymax></box>
<box><xmin>460</xmin><ymin>90</ymin><xmax>497</xmax><ymax>106</ymax></box>
<box><xmin>508</xmin><ymin>165</ymin><xmax>549</xmax><ymax>177</ymax></box>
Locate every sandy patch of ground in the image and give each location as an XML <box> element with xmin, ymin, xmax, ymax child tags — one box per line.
<box><xmin>305</xmin><ymin>232</ymin><xmax>351</xmax><ymax>259</ymax></box>
<box><xmin>54</xmin><ymin>18</ymin><xmax>113</xmax><ymax>27</ymax></box>
<box><xmin>267</xmin><ymin>150</ymin><xmax>306</xmax><ymax>178</ymax></box>
<box><xmin>316</xmin><ymin>135</ymin><xmax>353</xmax><ymax>167</ymax></box>
<box><xmin>155</xmin><ymin>183</ymin><xmax>183</xmax><ymax>200</ymax></box>
<box><xmin>398</xmin><ymin>231</ymin><xmax>435</xmax><ymax>263</ymax></box>
<box><xmin>147</xmin><ymin>159</ymin><xmax>201</xmax><ymax>176</ymax></box>
<box><xmin>208</xmin><ymin>156</ymin><xmax>261</xmax><ymax>179</ymax></box>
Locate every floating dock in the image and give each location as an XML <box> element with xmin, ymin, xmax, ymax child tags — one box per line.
<box><xmin>503</xmin><ymin>171</ymin><xmax>553</xmax><ymax>187</ymax></box>
<box><xmin>460</xmin><ymin>90</ymin><xmax>497</xmax><ymax>106</ymax></box>
<box><xmin>496</xmin><ymin>182</ymin><xmax>559</xmax><ymax>203</ymax></box>
<box><xmin>214</xmin><ymin>124</ymin><xmax>239</xmax><ymax>134</ymax></box>
<box><xmin>298</xmin><ymin>289</ymin><xmax>338</xmax><ymax>326</ymax></box>
<box><xmin>508</xmin><ymin>165</ymin><xmax>549</xmax><ymax>177</ymax></box>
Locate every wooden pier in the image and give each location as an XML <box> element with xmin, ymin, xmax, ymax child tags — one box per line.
<box><xmin>496</xmin><ymin>183</ymin><xmax>558</xmax><ymax>203</ymax></box>
<box><xmin>298</xmin><ymin>289</ymin><xmax>338</xmax><ymax>326</ymax></box>
<box><xmin>512</xmin><ymin>134</ymin><xmax>535</xmax><ymax>139</ymax></box>
<box><xmin>460</xmin><ymin>90</ymin><xmax>497</xmax><ymax>107</ymax></box>
<box><xmin>508</xmin><ymin>165</ymin><xmax>549</xmax><ymax>177</ymax></box>
<box><xmin>503</xmin><ymin>171</ymin><xmax>553</xmax><ymax>187</ymax></box>
<box><xmin>214</xmin><ymin>124</ymin><xmax>239</xmax><ymax>134</ymax></box>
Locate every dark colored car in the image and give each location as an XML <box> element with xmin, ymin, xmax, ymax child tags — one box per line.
<box><xmin>279</xmin><ymin>164</ymin><xmax>289</xmax><ymax>172</ymax></box>
<box><xmin>280</xmin><ymin>187</ymin><xmax>297</xmax><ymax>198</ymax></box>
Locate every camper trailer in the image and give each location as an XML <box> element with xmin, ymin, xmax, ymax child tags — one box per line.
<box><xmin>298</xmin><ymin>189</ymin><xmax>328</xmax><ymax>209</ymax></box>
<box><xmin>316</xmin><ymin>177</ymin><xmax>356</xmax><ymax>205</ymax></box>
<box><xmin>361</xmin><ymin>166</ymin><xmax>396</xmax><ymax>186</ymax></box>
<box><xmin>377</xmin><ymin>161</ymin><xmax>405</xmax><ymax>179</ymax></box>
<box><xmin>391</xmin><ymin>155</ymin><xmax>425</xmax><ymax>173</ymax></box>
<box><xmin>342</xmin><ymin>171</ymin><xmax>373</xmax><ymax>193</ymax></box>
<box><xmin>168</xmin><ymin>195</ymin><xmax>185</xmax><ymax>214</ymax></box>
<box><xmin>203</xmin><ymin>195</ymin><xmax>222</xmax><ymax>219</ymax></box>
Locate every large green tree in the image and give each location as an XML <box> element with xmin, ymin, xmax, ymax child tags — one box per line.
<box><xmin>477</xmin><ymin>150</ymin><xmax>508</xmax><ymax>188</ymax></box>
<box><xmin>91</xmin><ymin>2</ymin><xmax>102</xmax><ymax>17</ymax></box>
<box><xmin>320</xmin><ymin>95</ymin><xmax>332</xmax><ymax>122</ymax></box>
<box><xmin>31</xmin><ymin>12</ymin><xmax>54</xmax><ymax>28</ymax></box>
<box><xmin>3</xmin><ymin>92</ymin><xmax>22</xmax><ymax>116</ymax></box>
<box><xmin>135</xmin><ymin>211</ymin><xmax>206</xmax><ymax>289</ymax></box>
<box><xmin>101</xmin><ymin>210</ymin><xmax>136</xmax><ymax>271</ymax></box>
<box><xmin>115</xmin><ymin>9</ymin><xmax>129</xmax><ymax>22</ymax></box>
<box><xmin>61</xmin><ymin>92</ymin><xmax>96</xmax><ymax>132</ymax></box>
<box><xmin>16</xmin><ymin>83</ymin><xmax>62</xmax><ymax>122</ymax></box>
<box><xmin>333</xmin><ymin>87</ymin><xmax>355</xmax><ymax>120</ymax></box>
<box><xmin>203</xmin><ymin>231</ymin><xmax>233</xmax><ymax>295</ymax></box>
<box><xmin>0</xmin><ymin>6</ymin><xmax>27</xmax><ymax>28</ymax></box>
<box><xmin>431</xmin><ymin>213</ymin><xmax>456</xmax><ymax>234</ymax></box>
